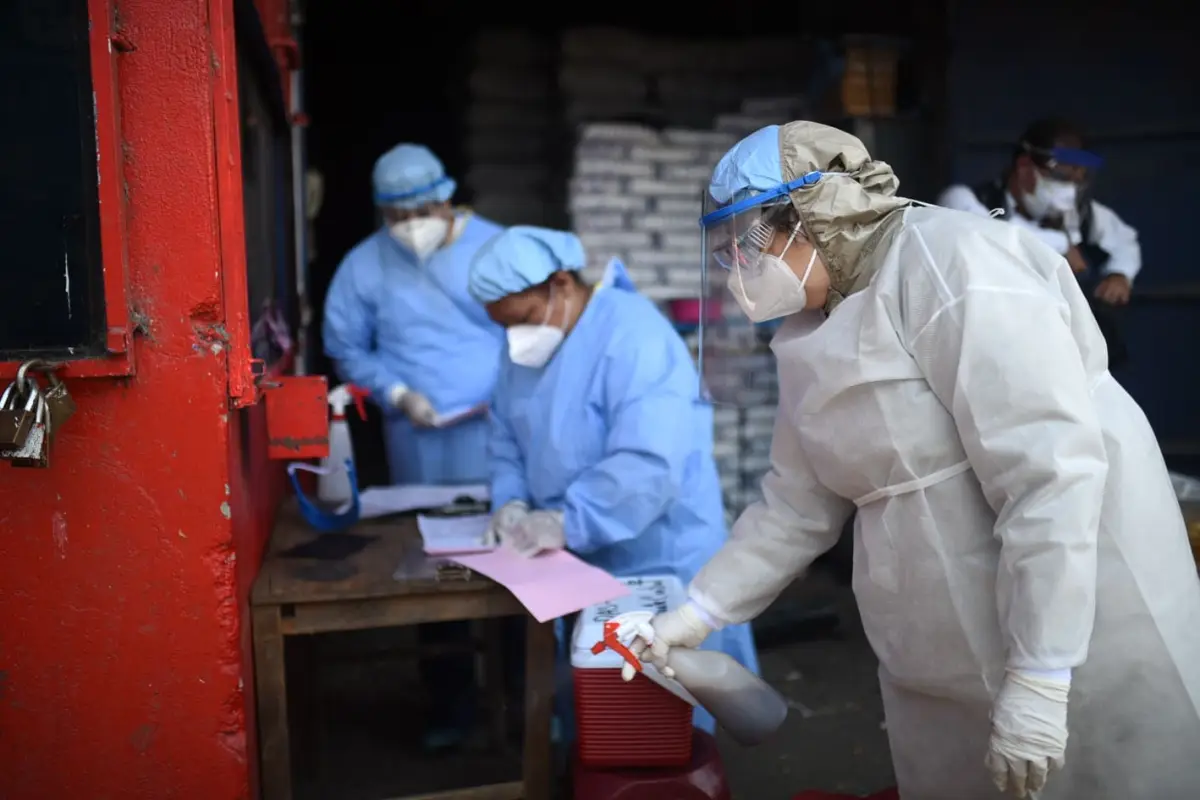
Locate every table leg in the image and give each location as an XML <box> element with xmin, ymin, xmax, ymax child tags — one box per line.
<box><xmin>253</xmin><ymin>605</ymin><xmax>292</xmax><ymax>800</ymax></box>
<box><xmin>483</xmin><ymin>619</ymin><xmax>509</xmax><ymax>752</ymax></box>
<box><xmin>521</xmin><ymin>616</ymin><xmax>556</xmax><ymax>800</ymax></box>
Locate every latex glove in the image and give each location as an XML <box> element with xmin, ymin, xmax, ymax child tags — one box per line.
<box><xmin>389</xmin><ymin>385</ymin><xmax>437</xmax><ymax>428</ymax></box>
<box><xmin>503</xmin><ymin>510</ymin><xmax>565</xmax><ymax>558</ymax></box>
<box><xmin>484</xmin><ymin>500</ymin><xmax>528</xmax><ymax>547</ymax></box>
<box><xmin>985</xmin><ymin>669</ymin><xmax>1071</xmax><ymax>798</ymax></box>
<box><xmin>624</xmin><ymin>602</ymin><xmax>713</xmax><ymax>681</ymax></box>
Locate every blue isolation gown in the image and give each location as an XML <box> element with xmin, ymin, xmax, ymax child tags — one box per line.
<box><xmin>488</xmin><ymin>271</ymin><xmax>760</xmax><ymax>732</ymax></box>
<box><xmin>324</xmin><ymin>213</ymin><xmax>506</xmax><ymax>484</ymax></box>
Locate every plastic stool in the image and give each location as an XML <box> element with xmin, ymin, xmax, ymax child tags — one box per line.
<box><xmin>573</xmin><ymin>729</ymin><xmax>730</xmax><ymax>800</ymax></box>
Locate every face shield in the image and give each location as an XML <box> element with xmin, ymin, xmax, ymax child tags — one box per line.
<box><xmin>1022</xmin><ymin>143</ymin><xmax>1104</xmax><ymax>210</ymax></box>
<box><xmin>1027</xmin><ymin>144</ymin><xmax>1103</xmax><ymax>187</ymax></box>
<box><xmin>697</xmin><ymin>171</ymin><xmax>823</xmax><ymax>406</ymax></box>
<box><xmin>1020</xmin><ymin>143</ymin><xmax>1104</xmax><ymax>232</ymax></box>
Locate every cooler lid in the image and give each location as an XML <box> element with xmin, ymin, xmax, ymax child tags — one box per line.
<box><xmin>570</xmin><ymin>575</ymin><xmax>685</xmax><ymax>669</ymax></box>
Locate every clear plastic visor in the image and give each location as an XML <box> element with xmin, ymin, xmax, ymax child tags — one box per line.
<box><xmin>697</xmin><ymin>193</ymin><xmax>792</xmax><ymax>407</ymax></box>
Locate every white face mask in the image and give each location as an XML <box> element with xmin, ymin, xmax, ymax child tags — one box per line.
<box><xmin>507</xmin><ymin>288</ymin><xmax>572</xmax><ymax>369</ymax></box>
<box><xmin>729</xmin><ymin>223</ymin><xmax>817</xmax><ymax>322</ymax></box>
<box><xmin>1023</xmin><ymin>172</ymin><xmax>1078</xmax><ymax>222</ymax></box>
<box><xmin>389</xmin><ymin>216</ymin><xmax>449</xmax><ymax>259</ymax></box>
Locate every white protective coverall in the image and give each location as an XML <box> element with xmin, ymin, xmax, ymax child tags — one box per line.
<box><xmin>689</xmin><ymin>122</ymin><xmax>1200</xmax><ymax>799</ymax></box>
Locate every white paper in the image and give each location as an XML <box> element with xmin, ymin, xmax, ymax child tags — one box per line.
<box><xmin>352</xmin><ymin>484</ymin><xmax>489</xmax><ymax>519</ymax></box>
<box><xmin>432</xmin><ymin>403</ymin><xmax>489</xmax><ymax>429</ymax></box>
<box><xmin>417</xmin><ymin>513</ymin><xmax>495</xmax><ymax>555</ymax></box>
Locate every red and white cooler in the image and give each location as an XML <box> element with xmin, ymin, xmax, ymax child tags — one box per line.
<box><xmin>571</xmin><ymin>575</ymin><xmax>697</xmax><ymax>768</ymax></box>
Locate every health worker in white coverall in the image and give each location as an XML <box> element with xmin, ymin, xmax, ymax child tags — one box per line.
<box><xmin>632</xmin><ymin>121</ymin><xmax>1200</xmax><ymax>799</ymax></box>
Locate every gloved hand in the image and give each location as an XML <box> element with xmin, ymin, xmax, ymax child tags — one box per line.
<box><xmin>389</xmin><ymin>385</ymin><xmax>437</xmax><ymax>428</ymax></box>
<box><xmin>985</xmin><ymin>669</ymin><xmax>1071</xmax><ymax>798</ymax></box>
<box><xmin>503</xmin><ymin>510</ymin><xmax>566</xmax><ymax>557</ymax></box>
<box><xmin>624</xmin><ymin>602</ymin><xmax>714</xmax><ymax>681</ymax></box>
<box><xmin>484</xmin><ymin>500</ymin><xmax>528</xmax><ymax>547</ymax></box>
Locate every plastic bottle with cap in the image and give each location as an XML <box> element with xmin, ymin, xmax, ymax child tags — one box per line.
<box><xmin>600</xmin><ymin>611</ymin><xmax>788</xmax><ymax>746</ymax></box>
<box><xmin>319</xmin><ymin>384</ymin><xmax>369</xmax><ymax>504</ymax></box>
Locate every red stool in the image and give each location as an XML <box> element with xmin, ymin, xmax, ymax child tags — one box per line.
<box><xmin>573</xmin><ymin>729</ymin><xmax>731</xmax><ymax>800</ymax></box>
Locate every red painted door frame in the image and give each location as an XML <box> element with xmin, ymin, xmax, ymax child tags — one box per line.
<box><xmin>0</xmin><ymin>0</ymin><xmax>294</xmax><ymax>797</ymax></box>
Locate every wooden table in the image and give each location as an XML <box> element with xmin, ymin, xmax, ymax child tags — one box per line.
<box><xmin>251</xmin><ymin>505</ymin><xmax>556</xmax><ymax>800</ymax></box>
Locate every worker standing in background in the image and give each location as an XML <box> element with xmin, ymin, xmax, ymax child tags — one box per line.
<box><xmin>322</xmin><ymin>144</ymin><xmax>505</xmax><ymax>752</ymax></box>
<box><xmin>323</xmin><ymin>143</ymin><xmax>505</xmax><ymax>485</ymax></box>
<box><xmin>938</xmin><ymin>118</ymin><xmax>1141</xmax><ymax>368</ymax></box>
<box><xmin>467</xmin><ymin>226</ymin><xmax>760</xmax><ymax>735</ymax></box>
<box><xmin>635</xmin><ymin>122</ymin><xmax>1200</xmax><ymax>798</ymax></box>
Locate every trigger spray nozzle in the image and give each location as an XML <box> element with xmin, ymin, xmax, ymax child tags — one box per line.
<box><xmin>591</xmin><ymin>611</ymin><xmax>667</xmax><ymax>682</ymax></box>
<box><xmin>329</xmin><ymin>384</ymin><xmax>369</xmax><ymax>421</ymax></box>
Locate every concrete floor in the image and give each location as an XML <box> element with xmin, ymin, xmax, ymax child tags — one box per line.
<box><xmin>719</xmin><ymin>588</ymin><xmax>894</xmax><ymax>800</ymax></box>
<box><xmin>292</xmin><ymin>576</ymin><xmax>894</xmax><ymax>799</ymax></box>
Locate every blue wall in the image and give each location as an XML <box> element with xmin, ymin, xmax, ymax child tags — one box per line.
<box><xmin>946</xmin><ymin>0</ymin><xmax>1200</xmax><ymax>463</ymax></box>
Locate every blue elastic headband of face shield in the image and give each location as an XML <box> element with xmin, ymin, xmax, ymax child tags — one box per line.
<box><xmin>374</xmin><ymin>175</ymin><xmax>453</xmax><ymax>206</ymax></box>
<box><xmin>1024</xmin><ymin>143</ymin><xmax>1105</xmax><ymax>171</ymax></box>
<box><xmin>1049</xmin><ymin>146</ymin><xmax>1104</xmax><ymax>169</ymax></box>
<box><xmin>288</xmin><ymin>460</ymin><xmax>361</xmax><ymax>533</ymax></box>
<box><xmin>699</xmin><ymin>171</ymin><xmax>827</xmax><ymax>229</ymax></box>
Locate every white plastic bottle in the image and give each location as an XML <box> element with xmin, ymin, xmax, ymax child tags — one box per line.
<box><xmin>613</xmin><ymin>611</ymin><xmax>789</xmax><ymax>746</ymax></box>
<box><xmin>660</xmin><ymin>647</ymin><xmax>788</xmax><ymax>746</ymax></box>
<box><xmin>318</xmin><ymin>384</ymin><xmax>368</xmax><ymax>504</ymax></box>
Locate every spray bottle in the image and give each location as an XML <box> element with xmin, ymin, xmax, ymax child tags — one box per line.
<box><xmin>595</xmin><ymin>610</ymin><xmax>789</xmax><ymax>746</ymax></box>
<box><xmin>319</xmin><ymin>384</ymin><xmax>369</xmax><ymax>504</ymax></box>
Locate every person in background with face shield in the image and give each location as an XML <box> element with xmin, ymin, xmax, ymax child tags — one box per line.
<box><xmin>467</xmin><ymin>226</ymin><xmax>760</xmax><ymax>735</ymax></box>
<box><xmin>632</xmin><ymin>122</ymin><xmax>1200</xmax><ymax>798</ymax></box>
<box><xmin>322</xmin><ymin>144</ymin><xmax>505</xmax><ymax>752</ymax></box>
<box><xmin>938</xmin><ymin>118</ymin><xmax>1140</xmax><ymax>367</ymax></box>
<box><xmin>323</xmin><ymin>143</ymin><xmax>505</xmax><ymax>484</ymax></box>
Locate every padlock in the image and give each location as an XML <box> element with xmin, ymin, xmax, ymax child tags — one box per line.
<box><xmin>39</xmin><ymin>369</ymin><xmax>75</xmax><ymax>439</ymax></box>
<box><xmin>0</xmin><ymin>380</ymin><xmax>38</xmax><ymax>450</ymax></box>
<box><xmin>6</xmin><ymin>381</ymin><xmax>50</xmax><ymax>468</ymax></box>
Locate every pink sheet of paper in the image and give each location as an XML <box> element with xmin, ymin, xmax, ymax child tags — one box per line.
<box><xmin>450</xmin><ymin>549</ymin><xmax>630</xmax><ymax>623</ymax></box>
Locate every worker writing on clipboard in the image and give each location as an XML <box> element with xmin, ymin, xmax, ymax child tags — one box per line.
<box><xmin>323</xmin><ymin>144</ymin><xmax>506</xmax><ymax>754</ymax></box>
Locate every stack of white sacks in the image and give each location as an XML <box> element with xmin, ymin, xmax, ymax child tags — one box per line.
<box><xmin>464</xmin><ymin>27</ymin><xmax>813</xmax><ymax>523</ymax></box>
<box><xmin>567</xmin><ymin>100</ymin><xmax>806</xmax><ymax>520</ymax></box>
<box><xmin>691</xmin><ymin>313</ymin><xmax>781</xmax><ymax>523</ymax></box>
<box><xmin>463</xmin><ymin>30</ymin><xmax>560</xmax><ymax>227</ymax></box>
<box><xmin>569</xmin><ymin>124</ymin><xmax>735</xmax><ymax>299</ymax></box>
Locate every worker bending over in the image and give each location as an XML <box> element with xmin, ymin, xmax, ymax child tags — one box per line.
<box><xmin>468</xmin><ymin>226</ymin><xmax>760</xmax><ymax>734</ymax></box>
<box><xmin>633</xmin><ymin>121</ymin><xmax>1200</xmax><ymax>799</ymax></box>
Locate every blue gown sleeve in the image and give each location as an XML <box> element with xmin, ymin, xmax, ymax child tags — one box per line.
<box><xmin>322</xmin><ymin>247</ymin><xmax>409</xmax><ymax>399</ymax></box>
<box><xmin>563</xmin><ymin>325</ymin><xmax>693</xmax><ymax>554</ymax></box>
<box><xmin>488</xmin><ymin>367</ymin><xmax>530</xmax><ymax>507</ymax></box>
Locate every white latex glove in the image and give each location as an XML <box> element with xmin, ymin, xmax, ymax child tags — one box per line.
<box><xmin>389</xmin><ymin>385</ymin><xmax>437</xmax><ymax>428</ymax></box>
<box><xmin>484</xmin><ymin>500</ymin><xmax>528</xmax><ymax>547</ymax></box>
<box><xmin>503</xmin><ymin>510</ymin><xmax>565</xmax><ymax>558</ymax></box>
<box><xmin>985</xmin><ymin>669</ymin><xmax>1071</xmax><ymax>798</ymax></box>
<box><xmin>624</xmin><ymin>602</ymin><xmax>714</xmax><ymax>681</ymax></box>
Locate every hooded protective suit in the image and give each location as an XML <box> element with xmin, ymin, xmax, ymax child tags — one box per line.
<box><xmin>690</xmin><ymin>122</ymin><xmax>1200</xmax><ymax>798</ymax></box>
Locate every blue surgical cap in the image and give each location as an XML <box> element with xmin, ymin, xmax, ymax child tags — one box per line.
<box><xmin>372</xmin><ymin>144</ymin><xmax>456</xmax><ymax>209</ymax></box>
<box><xmin>468</xmin><ymin>227</ymin><xmax>586</xmax><ymax>304</ymax></box>
<box><xmin>708</xmin><ymin>124</ymin><xmax>785</xmax><ymax>204</ymax></box>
